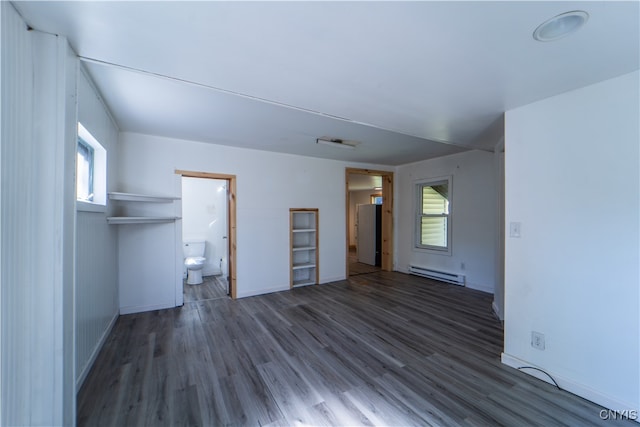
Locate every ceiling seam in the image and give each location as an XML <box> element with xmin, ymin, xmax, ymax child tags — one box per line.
<box><xmin>78</xmin><ymin>55</ymin><xmax>481</xmax><ymax>152</ymax></box>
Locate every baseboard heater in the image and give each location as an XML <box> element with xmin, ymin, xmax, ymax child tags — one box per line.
<box><xmin>409</xmin><ymin>265</ymin><xmax>465</xmax><ymax>286</ymax></box>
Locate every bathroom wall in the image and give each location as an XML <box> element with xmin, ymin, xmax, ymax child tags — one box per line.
<box><xmin>182</xmin><ymin>177</ymin><xmax>228</xmax><ymax>277</ymax></box>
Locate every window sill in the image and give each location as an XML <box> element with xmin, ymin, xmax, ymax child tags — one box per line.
<box><xmin>414</xmin><ymin>246</ymin><xmax>452</xmax><ymax>256</ymax></box>
<box><xmin>76</xmin><ymin>200</ymin><xmax>106</xmax><ymax>213</ymax></box>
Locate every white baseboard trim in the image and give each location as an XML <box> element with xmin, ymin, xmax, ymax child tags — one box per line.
<box><xmin>76</xmin><ymin>311</ymin><xmax>118</xmax><ymax>390</ymax></box>
<box><xmin>501</xmin><ymin>352</ymin><xmax>638</xmax><ymax>417</ymax></box>
<box><xmin>202</xmin><ymin>267</ymin><xmax>221</xmax><ymax>277</ymax></box>
<box><xmin>237</xmin><ymin>285</ymin><xmax>290</xmax><ymax>299</ymax></box>
<box><xmin>319</xmin><ymin>275</ymin><xmax>346</xmax><ymax>284</ymax></box>
<box><xmin>236</xmin><ymin>276</ymin><xmax>346</xmax><ymax>299</ymax></box>
<box><xmin>119</xmin><ymin>301</ymin><xmax>176</xmax><ymax>315</ymax></box>
<box><xmin>466</xmin><ymin>281</ymin><xmax>494</xmax><ymax>293</ymax></box>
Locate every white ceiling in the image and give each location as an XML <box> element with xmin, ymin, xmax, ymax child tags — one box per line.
<box><xmin>14</xmin><ymin>1</ymin><xmax>640</xmax><ymax>166</ymax></box>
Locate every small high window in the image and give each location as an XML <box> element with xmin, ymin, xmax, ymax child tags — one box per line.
<box><xmin>76</xmin><ymin>123</ymin><xmax>106</xmax><ymax>210</ymax></box>
<box><xmin>76</xmin><ymin>138</ymin><xmax>94</xmax><ymax>202</ymax></box>
<box><xmin>416</xmin><ymin>177</ymin><xmax>451</xmax><ymax>252</ymax></box>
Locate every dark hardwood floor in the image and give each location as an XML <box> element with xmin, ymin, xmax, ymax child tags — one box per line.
<box><xmin>183</xmin><ymin>275</ymin><xmax>229</xmax><ymax>302</ymax></box>
<box><xmin>77</xmin><ymin>272</ymin><xmax>633</xmax><ymax>426</ymax></box>
<box><xmin>348</xmin><ymin>247</ymin><xmax>381</xmax><ymax>276</ymax></box>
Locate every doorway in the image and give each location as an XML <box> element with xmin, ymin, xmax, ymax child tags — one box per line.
<box><xmin>176</xmin><ymin>170</ymin><xmax>237</xmax><ymax>299</ymax></box>
<box><xmin>345</xmin><ymin>168</ymin><xmax>394</xmax><ymax>277</ymax></box>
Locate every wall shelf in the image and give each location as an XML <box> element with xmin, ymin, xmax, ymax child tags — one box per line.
<box><xmin>107</xmin><ymin>191</ymin><xmax>180</xmax><ymax>225</ymax></box>
<box><xmin>292</xmin><ymin>246</ymin><xmax>316</xmax><ymax>252</ymax></box>
<box><xmin>107</xmin><ymin>216</ymin><xmax>180</xmax><ymax>225</ymax></box>
<box><xmin>108</xmin><ymin>192</ymin><xmax>179</xmax><ymax>203</ymax></box>
<box><xmin>292</xmin><ymin>279</ymin><xmax>316</xmax><ymax>288</ymax></box>
<box><xmin>290</xmin><ymin>209</ymin><xmax>319</xmax><ymax>288</ymax></box>
<box><xmin>292</xmin><ymin>262</ymin><xmax>316</xmax><ymax>270</ymax></box>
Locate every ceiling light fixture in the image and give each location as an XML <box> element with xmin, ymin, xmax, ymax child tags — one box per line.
<box><xmin>316</xmin><ymin>137</ymin><xmax>357</xmax><ymax>149</ymax></box>
<box><xmin>533</xmin><ymin>10</ymin><xmax>589</xmax><ymax>42</ymax></box>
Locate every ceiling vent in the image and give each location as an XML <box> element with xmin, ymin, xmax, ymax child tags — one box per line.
<box><xmin>316</xmin><ymin>137</ymin><xmax>359</xmax><ymax>149</ymax></box>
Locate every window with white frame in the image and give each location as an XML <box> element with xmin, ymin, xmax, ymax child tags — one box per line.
<box><xmin>76</xmin><ymin>123</ymin><xmax>107</xmax><ymax>209</ymax></box>
<box><xmin>416</xmin><ymin>177</ymin><xmax>451</xmax><ymax>252</ymax></box>
<box><xmin>76</xmin><ymin>137</ymin><xmax>94</xmax><ymax>202</ymax></box>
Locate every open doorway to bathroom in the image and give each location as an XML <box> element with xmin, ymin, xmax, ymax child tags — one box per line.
<box><xmin>176</xmin><ymin>170</ymin><xmax>237</xmax><ymax>300</ymax></box>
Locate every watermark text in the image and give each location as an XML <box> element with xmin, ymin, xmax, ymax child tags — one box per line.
<box><xmin>599</xmin><ymin>409</ymin><xmax>638</xmax><ymax>421</ymax></box>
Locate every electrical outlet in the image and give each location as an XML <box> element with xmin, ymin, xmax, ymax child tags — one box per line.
<box><xmin>531</xmin><ymin>331</ymin><xmax>545</xmax><ymax>350</ymax></box>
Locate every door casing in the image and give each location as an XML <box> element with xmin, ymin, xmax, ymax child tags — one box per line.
<box><xmin>176</xmin><ymin>169</ymin><xmax>237</xmax><ymax>299</ymax></box>
<box><xmin>345</xmin><ymin>168</ymin><xmax>394</xmax><ymax>276</ymax></box>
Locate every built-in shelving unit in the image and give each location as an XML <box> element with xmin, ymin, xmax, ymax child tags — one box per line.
<box><xmin>290</xmin><ymin>208</ymin><xmax>319</xmax><ymax>288</ymax></box>
<box><xmin>107</xmin><ymin>192</ymin><xmax>180</xmax><ymax>225</ymax></box>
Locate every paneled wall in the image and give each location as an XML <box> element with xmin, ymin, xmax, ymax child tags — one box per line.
<box><xmin>1</xmin><ymin>4</ymin><xmax>34</xmax><ymax>423</ymax></box>
<box><xmin>1</xmin><ymin>3</ymin><xmax>77</xmax><ymax>424</ymax></box>
<box><xmin>75</xmin><ymin>68</ymin><xmax>120</xmax><ymax>387</ymax></box>
<box><xmin>75</xmin><ymin>211</ymin><xmax>118</xmax><ymax>385</ymax></box>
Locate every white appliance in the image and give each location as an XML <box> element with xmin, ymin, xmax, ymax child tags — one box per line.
<box><xmin>356</xmin><ymin>204</ymin><xmax>381</xmax><ymax>266</ymax></box>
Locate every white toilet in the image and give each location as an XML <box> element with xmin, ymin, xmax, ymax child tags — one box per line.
<box><xmin>183</xmin><ymin>240</ymin><xmax>206</xmax><ymax>285</ymax></box>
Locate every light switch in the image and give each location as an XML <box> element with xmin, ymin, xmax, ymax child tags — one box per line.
<box><xmin>510</xmin><ymin>222</ymin><xmax>522</xmax><ymax>238</ymax></box>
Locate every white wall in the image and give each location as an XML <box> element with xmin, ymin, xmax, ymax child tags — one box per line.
<box><xmin>395</xmin><ymin>150</ymin><xmax>497</xmax><ymax>292</ymax></box>
<box><xmin>1</xmin><ymin>4</ymin><xmax>77</xmax><ymax>424</ymax></box>
<box><xmin>118</xmin><ymin>221</ymin><xmax>179</xmax><ymax>313</ymax></box>
<box><xmin>75</xmin><ymin>67</ymin><xmax>120</xmax><ymax>388</ymax></box>
<box><xmin>493</xmin><ymin>139</ymin><xmax>505</xmax><ymax>320</ymax></box>
<box><xmin>503</xmin><ymin>71</ymin><xmax>639</xmax><ymax>412</ymax></box>
<box><xmin>118</xmin><ymin>132</ymin><xmax>391</xmax><ymax>300</ymax></box>
<box><xmin>182</xmin><ymin>177</ymin><xmax>228</xmax><ymax>276</ymax></box>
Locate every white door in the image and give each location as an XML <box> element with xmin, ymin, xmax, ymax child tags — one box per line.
<box><xmin>357</xmin><ymin>204</ymin><xmax>376</xmax><ymax>265</ymax></box>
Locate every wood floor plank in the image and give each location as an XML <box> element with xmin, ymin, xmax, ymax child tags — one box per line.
<box><xmin>171</xmin><ymin>384</ymin><xmax>202</xmax><ymax>427</ymax></box>
<box><xmin>256</xmin><ymin>361</ymin><xmax>316</xmax><ymax>424</ymax></box>
<box><xmin>344</xmin><ymin>383</ymin><xmax>426</xmax><ymax>427</ymax></box>
<box><xmin>183</xmin><ymin>275</ymin><xmax>228</xmax><ymax>303</ymax></box>
<box><xmin>144</xmin><ymin>354</ymin><xmax>171</xmax><ymax>426</ymax></box>
<box><xmin>374</xmin><ymin>371</ymin><xmax>462</xmax><ymax>427</ymax></box>
<box><xmin>77</xmin><ymin>271</ymin><xmax>637</xmax><ymax>426</ymax></box>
